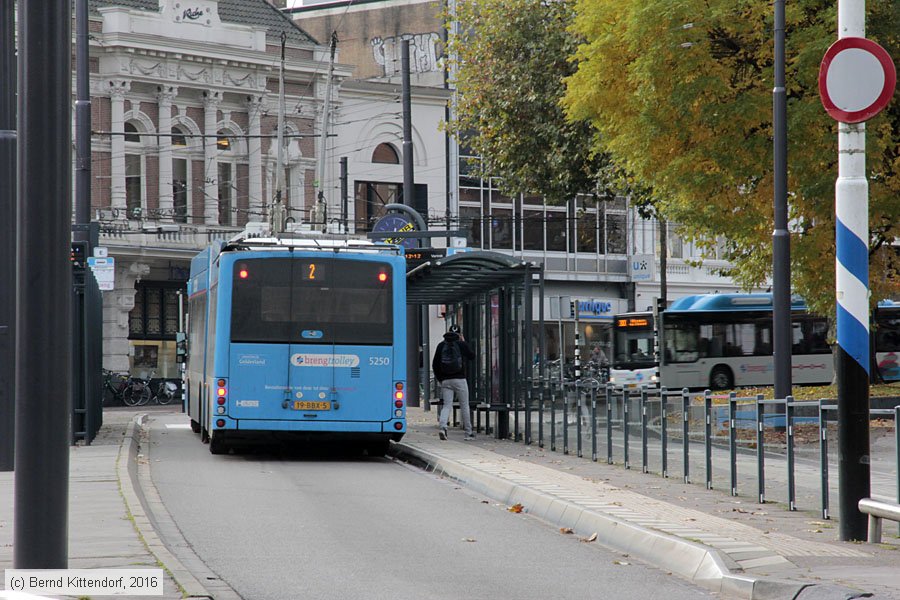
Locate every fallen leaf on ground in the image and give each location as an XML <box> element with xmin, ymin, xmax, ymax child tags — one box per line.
<box><xmin>462</xmin><ymin>538</ymin><xmax>477</xmax><ymax>543</ymax></box>
<box><xmin>580</xmin><ymin>532</ymin><xmax>598</xmax><ymax>543</ymax></box>
<box><xmin>560</xmin><ymin>528</ymin><xmax>574</xmax><ymax>534</ymax></box>
<box><xmin>508</xmin><ymin>503</ymin><xmax>524</xmax><ymax>513</ymax></box>
<box><xmin>613</xmin><ymin>560</ymin><xmax>630</xmax><ymax>566</ymax></box>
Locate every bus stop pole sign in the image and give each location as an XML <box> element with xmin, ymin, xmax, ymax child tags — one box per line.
<box><xmin>818</xmin><ymin>37</ymin><xmax>896</xmax><ymax>123</ymax></box>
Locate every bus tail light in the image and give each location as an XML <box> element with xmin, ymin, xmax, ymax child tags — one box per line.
<box><xmin>216</xmin><ymin>379</ymin><xmax>227</xmax><ymax>406</ymax></box>
<box><xmin>216</xmin><ymin>419</ymin><xmax>226</xmax><ymax>428</ymax></box>
<box><xmin>394</xmin><ymin>422</ymin><xmax>403</xmax><ymax>430</ymax></box>
<box><xmin>394</xmin><ymin>382</ymin><xmax>404</xmax><ymax>402</ymax></box>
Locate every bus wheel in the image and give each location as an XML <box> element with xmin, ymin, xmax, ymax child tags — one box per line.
<box><xmin>209</xmin><ymin>432</ymin><xmax>229</xmax><ymax>455</ymax></box>
<box><xmin>710</xmin><ymin>366</ymin><xmax>734</xmax><ymax>391</ymax></box>
<box><xmin>190</xmin><ymin>419</ymin><xmax>201</xmax><ymax>434</ymax></box>
<box><xmin>365</xmin><ymin>440</ymin><xmax>390</xmax><ymax>457</ymax></box>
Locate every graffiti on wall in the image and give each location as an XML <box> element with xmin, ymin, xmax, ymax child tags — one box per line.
<box><xmin>371</xmin><ymin>33</ymin><xmax>441</xmax><ymax>77</ymax></box>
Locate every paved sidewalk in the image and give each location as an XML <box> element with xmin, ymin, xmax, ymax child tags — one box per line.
<box><xmin>0</xmin><ymin>407</ymin><xmax>201</xmax><ymax>600</ymax></box>
<box><xmin>396</xmin><ymin>408</ymin><xmax>900</xmax><ymax>599</ymax></box>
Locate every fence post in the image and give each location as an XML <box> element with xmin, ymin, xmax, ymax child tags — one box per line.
<box><xmin>819</xmin><ymin>399</ymin><xmax>829</xmax><ymax>520</ymax></box>
<box><xmin>563</xmin><ymin>382</ymin><xmax>569</xmax><ymax>455</ymax></box>
<box><xmin>682</xmin><ymin>388</ymin><xmax>690</xmax><ymax>484</ymax></box>
<box><xmin>623</xmin><ymin>388</ymin><xmax>630</xmax><ymax>469</ymax></box>
<box><xmin>538</xmin><ymin>380</ymin><xmax>545</xmax><ymax>449</ymax></box>
<box><xmin>896</xmin><ymin>405</ymin><xmax>900</xmax><ymax>535</ymax></box>
<box><xmin>641</xmin><ymin>387</ymin><xmax>649</xmax><ymax>473</ymax></box>
<box><xmin>661</xmin><ymin>387</ymin><xmax>668</xmax><ymax>478</ymax></box>
<box><xmin>729</xmin><ymin>392</ymin><xmax>737</xmax><ymax>497</ymax></box>
<box><xmin>786</xmin><ymin>395</ymin><xmax>796</xmax><ymax>511</ymax></box>
<box><xmin>576</xmin><ymin>384</ymin><xmax>583</xmax><ymax>458</ymax></box>
<box><xmin>550</xmin><ymin>382</ymin><xmax>557</xmax><ymax>453</ymax></box>
<box><xmin>591</xmin><ymin>385</ymin><xmax>598</xmax><ymax>462</ymax></box>
<box><xmin>524</xmin><ymin>379</ymin><xmax>531</xmax><ymax>446</ymax></box>
<box><xmin>705</xmin><ymin>390</ymin><xmax>712</xmax><ymax>490</ymax></box>
<box><xmin>607</xmin><ymin>385</ymin><xmax>614</xmax><ymax>464</ymax></box>
<box><xmin>756</xmin><ymin>394</ymin><xmax>765</xmax><ymax>505</ymax></box>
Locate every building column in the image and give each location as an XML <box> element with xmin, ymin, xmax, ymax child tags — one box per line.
<box><xmin>203</xmin><ymin>91</ymin><xmax>221</xmax><ymax>225</ymax></box>
<box><xmin>157</xmin><ymin>86</ymin><xmax>178</xmax><ymax>222</ymax></box>
<box><xmin>108</xmin><ymin>79</ymin><xmax>130</xmax><ymax>214</ymax></box>
<box><xmin>246</xmin><ymin>94</ymin><xmax>264</xmax><ymax>222</ymax></box>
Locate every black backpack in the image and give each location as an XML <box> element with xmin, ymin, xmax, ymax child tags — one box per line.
<box><xmin>440</xmin><ymin>340</ymin><xmax>463</xmax><ymax>373</ymax></box>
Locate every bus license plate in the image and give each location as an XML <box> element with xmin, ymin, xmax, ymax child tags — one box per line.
<box><xmin>293</xmin><ymin>401</ymin><xmax>330</xmax><ymax>411</ymax></box>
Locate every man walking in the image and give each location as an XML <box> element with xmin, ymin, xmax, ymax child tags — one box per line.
<box><xmin>432</xmin><ymin>324</ymin><xmax>475</xmax><ymax>440</ymax></box>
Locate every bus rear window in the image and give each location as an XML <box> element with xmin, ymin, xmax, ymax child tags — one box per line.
<box><xmin>230</xmin><ymin>258</ymin><xmax>393</xmax><ymax>345</ymax></box>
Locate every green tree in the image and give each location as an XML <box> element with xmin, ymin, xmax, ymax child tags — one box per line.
<box><xmin>446</xmin><ymin>0</ymin><xmax>607</xmax><ymax>203</ymax></box>
<box><xmin>563</xmin><ymin>0</ymin><xmax>900</xmax><ymax>316</ymax></box>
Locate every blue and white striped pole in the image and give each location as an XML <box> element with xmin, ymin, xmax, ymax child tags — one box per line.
<box><xmin>835</xmin><ymin>0</ymin><xmax>871</xmax><ymax>542</ymax></box>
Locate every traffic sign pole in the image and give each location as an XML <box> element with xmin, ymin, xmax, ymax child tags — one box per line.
<box><xmin>822</xmin><ymin>1</ymin><xmax>895</xmax><ymax>542</ymax></box>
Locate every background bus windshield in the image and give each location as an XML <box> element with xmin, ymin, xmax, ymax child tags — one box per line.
<box><xmin>613</xmin><ymin>319</ymin><xmax>655</xmax><ymax>369</ymax></box>
<box><xmin>230</xmin><ymin>258</ymin><xmax>392</xmax><ymax>345</ymax></box>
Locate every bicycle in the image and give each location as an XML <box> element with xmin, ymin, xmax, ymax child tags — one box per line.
<box><xmin>102</xmin><ymin>369</ymin><xmax>131</xmax><ymax>406</ymax></box>
<box><xmin>153</xmin><ymin>377</ymin><xmax>179</xmax><ymax>405</ymax></box>
<box><xmin>122</xmin><ymin>371</ymin><xmax>153</xmax><ymax>407</ymax></box>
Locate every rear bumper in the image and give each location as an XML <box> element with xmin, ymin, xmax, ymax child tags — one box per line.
<box><xmin>218</xmin><ymin>418</ymin><xmax>405</xmax><ymax>434</ymax></box>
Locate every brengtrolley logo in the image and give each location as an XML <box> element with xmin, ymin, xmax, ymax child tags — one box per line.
<box><xmin>291</xmin><ymin>354</ymin><xmax>360</xmax><ymax>368</ymax></box>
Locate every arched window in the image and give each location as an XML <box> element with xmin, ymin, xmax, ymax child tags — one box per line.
<box><xmin>217</xmin><ymin>130</ymin><xmax>235</xmax><ymax>226</ymax></box>
<box><xmin>217</xmin><ymin>130</ymin><xmax>231</xmax><ymax>151</ymax></box>
<box><xmin>172</xmin><ymin>126</ymin><xmax>187</xmax><ymax>147</ymax></box>
<box><xmin>372</xmin><ymin>142</ymin><xmax>399</xmax><ymax>164</ymax></box>
<box><xmin>124</xmin><ymin>121</ymin><xmax>141</xmax><ymax>143</ymax></box>
<box><xmin>124</xmin><ymin>121</ymin><xmax>143</xmax><ymax>219</ymax></box>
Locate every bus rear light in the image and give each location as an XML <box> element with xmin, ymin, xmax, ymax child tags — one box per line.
<box><xmin>378</xmin><ymin>272</ymin><xmax>388</xmax><ymax>282</ymax></box>
<box><xmin>217</xmin><ymin>387</ymin><xmax>226</xmax><ymax>397</ymax></box>
<box><xmin>394</xmin><ymin>391</ymin><xmax>404</xmax><ymax>401</ymax></box>
<box><xmin>216</xmin><ymin>419</ymin><xmax>226</xmax><ymax>428</ymax></box>
<box><xmin>394</xmin><ymin>409</ymin><xmax>403</xmax><ymax>418</ymax></box>
<box><xmin>393</xmin><ymin>422</ymin><xmax>403</xmax><ymax>430</ymax></box>
<box><xmin>217</xmin><ymin>379</ymin><xmax>226</xmax><ymax>387</ymax></box>
<box><xmin>217</xmin><ymin>406</ymin><xmax>226</xmax><ymax>415</ymax></box>
<box><xmin>217</xmin><ymin>397</ymin><xmax>226</xmax><ymax>405</ymax></box>
<box><xmin>395</xmin><ymin>382</ymin><xmax>404</xmax><ymax>390</ymax></box>
<box><xmin>394</xmin><ymin>399</ymin><xmax>404</xmax><ymax>408</ymax></box>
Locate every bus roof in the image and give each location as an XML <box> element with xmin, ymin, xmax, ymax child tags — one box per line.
<box><xmin>665</xmin><ymin>293</ymin><xmax>898</xmax><ymax>313</ymax></box>
<box><xmin>665</xmin><ymin>293</ymin><xmax>807</xmax><ymax>312</ymax></box>
<box><xmin>220</xmin><ymin>234</ymin><xmax>402</xmax><ymax>256</ymax></box>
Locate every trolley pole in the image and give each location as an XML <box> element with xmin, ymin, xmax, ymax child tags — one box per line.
<box><xmin>15</xmin><ymin>0</ymin><xmax>73</xmax><ymax>567</ymax></box>
<box><xmin>835</xmin><ymin>0</ymin><xmax>871</xmax><ymax>542</ymax></box>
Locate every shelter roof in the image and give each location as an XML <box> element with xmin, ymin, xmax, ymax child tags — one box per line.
<box><xmin>405</xmin><ymin>251</ymin><xmax>539</xmax><ymax>305</ymax></box>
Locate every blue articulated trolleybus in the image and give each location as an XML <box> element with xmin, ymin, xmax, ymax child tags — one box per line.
<box><xmin>185</xmin><ymin>234</ymin><xmax>407</xmax><ymax>454</ymax></box>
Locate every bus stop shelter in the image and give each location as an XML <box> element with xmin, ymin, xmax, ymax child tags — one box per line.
<box><xmin>405</xmin><ymin>251</ymin><xmax>544</xmax><ymax>438</ymax></box>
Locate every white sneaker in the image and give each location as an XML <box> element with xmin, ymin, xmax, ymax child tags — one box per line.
<box><xmin>439</xmin><ymin>428</ymin><xmax>448</xmax><ymax>440</ymax></box>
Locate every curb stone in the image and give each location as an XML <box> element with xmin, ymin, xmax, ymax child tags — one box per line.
<box><xmin>390</xmin><ymin>441</ymin><xmax>869</xmax><ymax>600</ymax></box>
<box><xmin>119</xmin><ymin>415</ymin><xmax>214</xmax><ymax>599</ymax></box>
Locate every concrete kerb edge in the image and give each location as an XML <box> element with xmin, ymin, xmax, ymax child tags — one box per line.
<box><xmin>391</xmin><ymin>441</ymin><xmax>808</xmax><ymax>600</ymax></box>
<box><xmin>118</xmin><ymin>415</ymin><xmax>213</xmax><ymax>599</ymax></box>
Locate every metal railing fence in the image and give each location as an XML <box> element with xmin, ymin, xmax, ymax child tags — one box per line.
<box><xmin>498</xmin><ymin>379</ymin><xmax>900</xmax><ymax>524</ymax></box>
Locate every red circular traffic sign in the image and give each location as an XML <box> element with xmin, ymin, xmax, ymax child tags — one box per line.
<box><xmin>819</xmin><ymin>37</ymin><xmax>896</xmax><ymax>123</ymax></box>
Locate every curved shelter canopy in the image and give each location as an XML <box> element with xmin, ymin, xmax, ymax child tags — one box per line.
<box><xmin>405</xmin><ymin>251</ymin><xmax>539</xmax><ymax>305</ymax></box>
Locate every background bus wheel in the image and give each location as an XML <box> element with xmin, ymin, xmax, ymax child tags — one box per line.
<box><xmin>190</xmin><ymin>419</ymin><xmax>201</xmax><ymax>434</ymax></box>
<box><xmin>710</xmin><ymin>366</ymin><xmax>734</xmax><ymax>391</ymax></box>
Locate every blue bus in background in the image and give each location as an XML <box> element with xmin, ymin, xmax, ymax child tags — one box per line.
<box><xmin>184</xmin><ymin>234</ymin><xmax>407</xmax><ymax>454</ymax></box>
